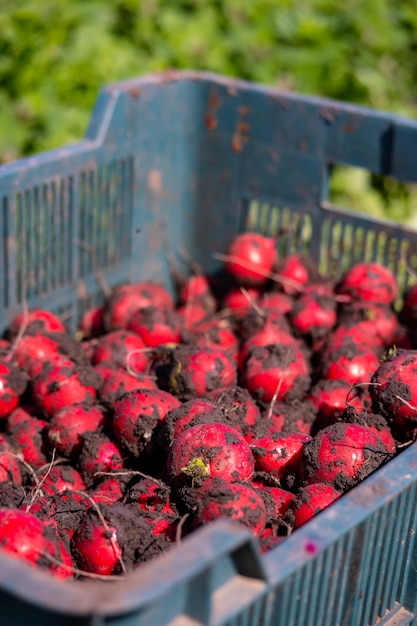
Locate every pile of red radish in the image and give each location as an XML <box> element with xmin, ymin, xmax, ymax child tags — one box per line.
<box><xmin>0</xmin><ymin>229</ymin><xmax>416</xmax><ymax>581</ymax></box>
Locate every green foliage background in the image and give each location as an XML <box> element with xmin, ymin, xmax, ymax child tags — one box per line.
<box><xmin>1</xmin><ymin>0</ymin><xmax>417</xmax><ymax>221</ymax></box>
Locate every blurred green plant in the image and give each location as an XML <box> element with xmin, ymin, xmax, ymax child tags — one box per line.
<box><xmin>1</xmin><ymin>0</ymin><xmax>417</xmax><ymax>221</ymax></box>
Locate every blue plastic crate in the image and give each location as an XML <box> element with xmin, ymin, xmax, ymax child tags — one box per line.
<box><xmin>1</xmin><ymin>71</ymin><xmax>417</xmax><ymax>626</ymax></box>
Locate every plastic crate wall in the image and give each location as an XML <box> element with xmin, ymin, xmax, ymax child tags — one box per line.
<box><xmin>2</xmin><ymin>71</ymin><xmax>417</xmax><ymax>626</ymax></box>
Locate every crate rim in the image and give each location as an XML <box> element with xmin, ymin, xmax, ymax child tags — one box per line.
<box><xmin>0</xmin><ymin>519</ymin><xmax>262</xmax><ymax>617</ymax></box>
<box><xmin>1</xmin><ymin>69</ymin><xmax>417</xmax><ymax>181</ymax></box>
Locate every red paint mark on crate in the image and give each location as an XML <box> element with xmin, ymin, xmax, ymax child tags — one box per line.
<box><xmin>305</xmin><ymin>541</ymin><xmax>317</xmax><ymax>554</ymax></box>
<box><xmin>205</xmin><ymin>89</ymin><xmax>222</xmax><ymax>131</ymax></box>
<box><xmin>232</xmin><ymin>117</ymin><xmax>250</xmax><ymax>153</ymax></box>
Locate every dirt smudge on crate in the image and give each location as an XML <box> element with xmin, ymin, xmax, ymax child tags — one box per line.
<box><xmin>148</xmin><ymin>222</ymin><xmax>162</xmax><ymax>253</ymax></box>
<box><xmin>159</xmin><ymin>69</ymin><xmax>181</xmax><ymax>84</ymax></box>
<box><xmin>319</xmin><ymin>107</ymin><xmax>339</xmax><ymax>124</ymax></box>
<box><xmin>127</xmin><ymin>86</ymin><xmax>141</xmax><ymax>100</ymax></box>
<box><xmin>343</xmin><ymin>121</ymin><xmax>359</xmax><ymax>134</ymax></box>
<box><xmin>77</xmin><ymin>280</ymin><xmax>88</xmax><ymax>300</ymax></box>
<box><xmin>238</xmin><ymin>106</ymin><xmax>251</xmax><ymax>117</ymax></box>
<box><xmin>271</xmin><ymin>94</ymin><xmax>290</xmax><ymax>110</ymax></box>
<box><xmin>348</xmin><ymin>480</ymin><xmax>388</xmax><ymax>507</ymax></box>
<box><xmin>407</xmin><ymin>456</ymin><xmax>417</xmax><ymax>470</ymax></box>
<box><xmin>148</xmin><ymin>170</ymin><xmax>162</xmax><ymax>195</ymax></box>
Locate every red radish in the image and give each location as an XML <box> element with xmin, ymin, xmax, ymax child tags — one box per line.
<box><xmin>338</xmin><ymin>303</ymin><xmax>399</xmax><ymax>347</ymax></box>
<box><xmin>7</xmin><ymin>413</ymin><xmax>48</xmax><ymax>469</ymax></box>
<box><xmin>0</xmin><ymin>361</ymin><xmax>28</xmax><ymax>418</ymax></box>
<box><xmin>47</xmin><ymin>404</ymin><xmax>106</xmax><ymax>458</ymax></box>
<box><xmin>224</xmin><ymin>232</ymin><xmax>277</xmax><ymax>287</ymax></box>
<box><xmin>128</xmin><ymin>306</ymin><xmax>181</xmax><ymax>347</ymax></box>
<box><xmin>242</xmin><ymin>344</ymin><xmax>310</xmax><ymax>404</ymax></box>
<box><xmin>250</xmin><ymin>431</ymin><xmax>312</xmax><ymax>480</ymax></box>
<box><xmin>259</xmin><ymin>533</ymin><xmax>287</xmax><ymax>554</ymax></box>
<box><xmin>0</xmin><ymin>507</ymin><xmax>72</xmax><ymax>578</ymax></box>
<box><xmin>238</xmin><ymin>326</ymin><xmax>298</xmax><ymax>370</ymax></box>
<box><xmin>177</xmin><ymin>301</ymin><xmax>210</xmax><ymax>329</ymax></box>
<box><xmin>100</xmin><ymin>369</ymin><xmax>157</xmax><ymax>405</ymax></box>
<box><xmin>82</xmin><ymin>340</ymin><xmax>97</xmax><ymax>363</ymax></box>
<box><xmin>290</xmin><ymin>483</ymin><xmax>341</xmax><ymax>528</ymax></box>
<box><xmin>7</xmin><ymin>406</ymin><xmax>38</xmax><ymax>425</ymax></box>
<box><xmin>237</xmin><ymin>309</ymin><xmax>292</xmax><ymax>346</ymax></box>
<box><xmin>370</xmin><ymin>350</ymin><xmax>417</xmax><ymax>427</ymax></box>
<box><xmin>160</xmin><ymin>399</ymin><xmax>226</xmax><ymax>449</ymax></box>
<box><xmin>41</xmin><ymin>465</ymin><xmax>86</xmax><ymax>497</ymax></box>
<box><xmin>242</xmin><ymin>412</ymin><xmax>285</xmax><ymax>445</ymax></box>
<box><xmin>0</xmin><ymin>339</ymin><xmax>10</xmax><ymax>354</ymax></box>
<box><xmin>141</xmin><ymin>512</ymin><xmax>176</xmax><ymax>551</ymax></box>
<box><xmin>251</xmin><ymin>480</ymin><xmax>295</xmax><ymax>518</ymax></box>
<box><xmin>142</xmin><ymin>513</ymin><xmax>179</xmax><ymax>542</ymax></box>
<box><xmin>126</xmin><ymin>479</ymin><xmax>175</xmax><ymax>515</ymax></box>
<box><xmin>72</xmin><ymin>503</ymin><xmax>170</xmax><ymax>574</ymax></box>
<box><xmin>302</xmin><ymin>281</ymin><xmax>335</xmax><ymax>297</ymax></box>
<box><xmin>321</xmin><ymin>343</ymin><xmax>380</xmax><ymax>386</ymax></box>
<box><xmin>163</xmin><ymin>345</ymin><xmax>237</xmax><ymax>400</ymax></box>
<box><xmin>92</xmin><ymin>478</ymin><xmax>124</xmax><ymax>504</ymax></box>
<box><xmin>113</xmin><ymin>389</ymin><xmax>181</xmax><ymax>457</ymax></box>
<box><xmin>79</xmin><ymin>306</ymin><xmax>104</xmax><ymax>339</ymax></box>
<box><xmin>104</xmin><ymin>282</ymin><xmax>174</xmax><ymax>331</ymax></box>
<box><xmin>290</xmin><ymin>294</ymin><xmax>336</xmax><ymax>342</ymax></box>
<box><xmin>223</xmin><ymin>286</ymin><xmax>261</xmax><ymax>318</ymax></box>
<box><xmin>29</xmin><ymin>492</ymin><xmax>89</xmax><ymax>542</ymax></box>
<box><xmin>32</xmin><ymin>362</ymin><xmax>100</xmax><ymax>418</ymax></box>
<box><xmin>167</xmin><ymin>423</ymin><xmax>255</xmax><ymax>484</ymax></box>
<box><xmin>94</xmin><ymin>363</ymin><xmax>117</xmax><ymax>386</ymax></box>
<box><xmin>262</xmin><ymin>400</ymin><xmax>318</xmax><ymax>436</ymax></box>
<box><xmin>325</xmin><ymin>320</ymin><xmax>384</xmax><ymax>352</ymax></box>
<box><xmin>308</xmin><ymin>379</ymin><xmax>366</xmax><ymax>428</ymax></box>
<box><xmin>77</xmin><ymin>433</ymin><xmax>124</xmax><ymax>486</ymax></box>
<box><xmin>273</xmin><ymin>254</ymin><xmax>313</xmax><ymax>295</ymax></box>
<box><xmin>206</xmin><ymin>386</ymin><xmax>261</xmax><ymax>428</ymax></box>
<box><xmin>336</xmin><ymin>262</ymin><xmax>398</xmax><ymax>304</ymax></box>
<box><xmin>180</xmin><ymin>275</ymin><xmax>216</xmax><ymax>313</ymax></box>
<box><xmin>184</xmin><ymin>320</ymin><xmax>239</xmax><ymax>360</ymax></box>
<box><xmin>194</xmin><ymin>480</ymin><xmax>267</xmax><ymax>536</ymax></box>
<box><xmin>301</xmin><ymin>423</ymin><xmax>392</xmax><ymax>491</ymax></box>
<box><xmin>402</xmin><ymin>284</ymin><xmax>417</xmax><ymax>326</ymax></box>
<box><xmin>180</xmin><ymin>274</ymin><xmax>211</xmax><ymax>302</ymax></box>
<box><xmin>338</xmin><ymin>406</ymin><xmax>396</xmax><ymax>455</ymax></box>
<box><xmin>0</xmin><ymin>435</ymin><xmax>22</xmax><ymax>483</ymax></box>
<box><xmin>28</xmin><ymin>354</ymin><xmax>75</xmax><ymax>381</ymax></box>
<box><xmin>259</xmin><ymin>291</ymin><xmax>293</xmax><ymax>315</ymax></box>
<box><xmin>93</xmin><ymin>330</ymin><xmax>150</xmax><ymax>374</ymax></box>
<box><xmin>53</xmin><ymin>538</ymin><xmax>75</xmax><ymax>579</ymax></box>
<box><xmin>8</xmin><ymin>309</ymin><xmax>66</xmax><ymax>338</ymax></box>
<box><xmin>71</xmin><ymin>511</ymin><xmax>123</xmax><ymax>575</ymax></box>
<box><xmin>13</xmin><ymin>333</ymin><xmax>61</xmax><ymax>374</ymax></box>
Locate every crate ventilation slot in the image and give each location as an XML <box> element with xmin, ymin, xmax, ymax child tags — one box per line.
<box><xmin>78</xmin><ymin>157</ymin><xmax>134</xmax><ymax>279</ymax></box>
<box><xmin>8</xmin><ymin>156</ymin><xmax>134</xmax><ymax>306</ymax></box>
<box><xmin>241</xmin><ymin>198</ymin><xmax>313</xmax><ymax>257</ymax></box>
